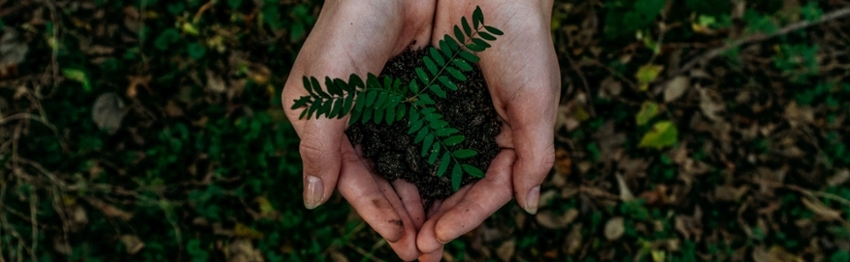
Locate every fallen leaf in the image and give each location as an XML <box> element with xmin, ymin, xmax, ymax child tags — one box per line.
<box><xmin>92</xmin><ymin>92</ymin><xmax>127</xmax><ymax>134</ymax></box>
<box><xmin>206</xmin><ymin>70</ymin><xmax>226</xmax><ymax>93</ymax></box>
<box><xmin>636</xmin><ymin>101</ymin><xmax>660</xmax><ymax>126</ymax></box>
<box><xmin>119</xmin><ymin>235</ymin><xmax>145</xmax><ymax>254</ymax></box>
<box><xmin>639</xmin><ymin>121</ymin><xmax>678</xmax><ymax>149</ymax></box>
<box><xmin>535</xmin><ymin>209</ymin><xmax>579</xmax><ymax>229</ymax></box>
<box><xmin>784</xmin><ymin>101</ymin><xmax>814</xmax><ymax>128</ymax></box>
<box><xmin>663</xmin><ymin>76</ymin><xmax>690</xmax><ymax>102</ymax></box>
<box><xmin>554</xmin><ymin>148</ymin><xmax>572</xmax><ymax>177</ymax></box>
<box><xmin>64</xmin><ymin>69</ymin><xmax>92</xmax><ymax>91</ymax></box>
<box><xmin>0</xmin><ymin>28</ymin><xmax>28</xmax><ymax>77</ymax></box>
<box><xmin>85</xmin><ymin>197</ymin><xmax>133</xmax><ymax>221</ymax></box>
<box><xmin>801</xmin><ymin>197</ymin><xmax>842</xmax><ymax>221</ymax></box>
<box><xmin>226</xmin><ymin>239</ymin><xmax>265</xmax><ymax>262</ymax></box>
<box><xmin>616</xmin><ymin>173</ymin><xmax>635</xmax><ymax>201</ymax></box>
<box><xmin>636</xmin><ymin>64</ymin><xmax>664</xmax><ymax>91</ymax></box>
<box><xmin>827</xmin><ymin>169</ymin><xmax>849</xmax><ymax>187</ymax></box>
<box><xmin>234</xmin><ymin>223</ymin><xmax>264</xmax><ymax>239</ymax></box>
<box><xmin>767</xmin><ymin>245</ymin><xmax>803</xmax><ymax>262</ymax></box>
<box><xmin>698</xmin><ymin>87</ymin><xmax>725</xmax><ymax>122</ymax></box>
<box><xmin>496</xmin><ymin>239</ymin><xmax>515</xmax><ymax>262</ymax></box>
<box><xmin>604</xmin><ymin>217</ymin><xmax>625</xmax><ymax>240</ymax></box>
<box><xmin>599</xmin><ymin>76</ymin><xmax>623</xmax><ymax>99</ymax></box>
<box><xmin>564</xmin><ymin>224</ymin><xmax>583</xmax><ymax>254</ymax></box>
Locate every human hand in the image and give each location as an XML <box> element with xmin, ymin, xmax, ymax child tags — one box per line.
<box><xmin>281</xmin><ymin>1</ymin><xmax>435</xmax><ymax>260</ymax></box>
<box><xmin>415</xmin><ymin>1</ymin><xmax>559</xmax><ymax>260</ymax></box>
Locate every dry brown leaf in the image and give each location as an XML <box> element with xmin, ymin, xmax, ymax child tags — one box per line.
<box><xmin>85</xmin><ymin>197</ymin><xmax>133</xmax><ymax>221</ymax></box>
<box><xmin>783</xmin><ymin>101</ymin><xmax>814</xmax><ymax>127</ymax></box>
<box><xmin>800</xmin><ymin>197</ymin><xmax>842</xmax><ymax>221</ymax></box>
<box><xmin>564</xmin><ymin>224</ymin><xmax>583</xmax><ymax>255</ymax></box>
<box><xmin>206</xmin><ymin>70</ymin><xmax>227</xmax><ymax>93</ymax></box>
<box><xmin>92</xmin><ymin>92</ymin><xmax>127</xmax><ymax>134</ymax></box>
<box><xmin>538</xmin><ymin>190</ymin><xmax>560</xmax><ymax>208</ymax></box>
<box><xmin>714</xmin><ymin>185</ymin><xmax>748</xmax><ymax>202</ymax></box>
<box><xmin>535</xmin><ymin>209</ymin><xmax>579</xmax><ymax>229</ymax></box>
<box><xmin>0</xmin><ymin>28</ymin><xmax>29</xmax><ymax>74</ymax></box>
<box><xmin>554</xmin><ymin>148</ymin><xmax>572</xmax><ymax>178</ymax></box>
<box><xmin>827</xmin><ymin>169</ymin><xmax>849</xmax><ymax>187</ymax></box>
<box><xmin>663</xmin><ymin>76</ymin><xmax>690</xmax><ymax>102</ymax></box>
<box><xmin>767</xmin><ymin>246</ymin><xmax>803</xmax><ymax>262</ymax></box>
<box><xmin>165</xmin><ymin>100</ymin><xmax>184</xmax><ymax>117</ymax></box>
<box><xmin>698</xmin><ymin>87</ymin><xmax>725</xmax><ymax>122</ymax></box>
<box><xmin>604</xmin><ymin>217</ymin><xmax>625</xmax><ymax>240</ymax></box>
<box><xmin>496</xmin><ymin>239</ymin><xmax>515</xmax><ymax>262</ymax></box>
<box><xmin>615</xmin><ymin>173</ymin><xmax>635</xmax><ymax>201</ymax></box>
<box><xmin>120</xmin><ymin>235</ymin><xmax>145</xmax><ymax>254</ymax></box>
<box><xmin>226</xmin><ymin>239</ymin><xmax>264</xmax><ymax>262</ymax></box>
<box><xmin>599</xmin><ymin>76</ymin><xmax>623</xmax><ymax>99</ymax></box>
<box><xmin>329</xmin><ymin>251</ymin><xmax>349</xmax><ymax>262</ymax></box>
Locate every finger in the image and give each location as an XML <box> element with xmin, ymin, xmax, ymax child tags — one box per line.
<box><xmin>393</xmin><ymin>179</ymin><xmax>425</xmax><ymax>230</ymax></box>
<box><xmin>507</xmin><ymin>98</ymin><xmax>556</xmax><ymax>215</ymax></box>
<box><xmin>298</xmin><ymin>119</ymin><xmax>347</xmax><ymax>209</ymax></box>
<box><xmin>416</xmin><ymin>185</ymin><xmax>474</xmax><ymax>254</ymax></box>
<box><xmin>434</xmin><ymin>150</ymin><xmax>515</xmax><ymax>243</ymax></box>
<box><xmin>338</xmin><ymin>137</ymin><xmax>404</xmax><ymax>242</ymax></box>
<box><xmin>417</xmin><ymin>245</ymin><xmax>444</xmax><ymax>262</ymax></box>
<box><xmin>376</xmin><ymin>175</ymin><xmax>421</xmax><ymax>260</ymax></box>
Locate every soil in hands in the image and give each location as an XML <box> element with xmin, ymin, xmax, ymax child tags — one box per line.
<box><xmin>346</xmin><ymin>47</ymin><xmax>501</xmax><ymax>203</ymax></box>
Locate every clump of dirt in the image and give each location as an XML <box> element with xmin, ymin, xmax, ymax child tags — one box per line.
<box><xmin>346</xmin><ymin>47</ymin><xmax>501</xmax><ymax>202</ymax></box>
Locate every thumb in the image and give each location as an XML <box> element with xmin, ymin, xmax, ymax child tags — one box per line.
<box><xmin>299</xmin><ymin>119</ymin><xmax>346</xmax><ymax>209</ymax></box>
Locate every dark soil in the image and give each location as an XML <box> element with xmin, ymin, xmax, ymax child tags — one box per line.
<box><xmin>346</xmin><ymin>47</ymin><xmax>501</xmax><ymax>202</ymax></box>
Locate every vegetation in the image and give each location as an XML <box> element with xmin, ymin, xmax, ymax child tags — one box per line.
<box><xmin>292</xmin><ymin>7</ymin><xmax>501</xmax><ymax>191</ymax></box>
<box><xmin>0</xmin><ymin>0</ymin><xmax>849</xmax><ymax>261</ymax></box>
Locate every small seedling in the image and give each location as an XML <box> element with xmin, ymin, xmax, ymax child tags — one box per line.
<box><xmin>291</xmin><ymin>6</ymin><xmax>503</xmax><ymax>191</ymax></box>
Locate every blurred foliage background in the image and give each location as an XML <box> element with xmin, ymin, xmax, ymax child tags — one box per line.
<box><xmin>1</xmin><ymin>0</ymin><xmax>849</xmax><ymax>261</ymax></box>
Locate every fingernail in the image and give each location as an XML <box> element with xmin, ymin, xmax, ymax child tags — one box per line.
<box><xmin>525</xmin><ymin>186</ymin><xmax>540</xmax><ymax>215</ymax></box>
<box><xmin>304</xmin><ymin>175</ymin><xmax>323</xmax><ymax>209</ymax></box>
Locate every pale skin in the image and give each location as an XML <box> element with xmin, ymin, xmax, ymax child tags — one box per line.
<box><xmin>281</xmin><ymin>0</ymin><xmax>558</xmax><ymax>261</ymax></box>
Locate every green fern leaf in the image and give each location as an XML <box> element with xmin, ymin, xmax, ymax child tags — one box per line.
<box><xmin>444</xmin><ymin>34</ymin><xmax>460</xmax><ymax>51</ymax></box>
<box><xmin>396</xmin><ymin>104</ymin><xmax>406</xmax><ymax>121</ymax></box>
<box><xmin>452</xmin><ymin>149</ymin><xmax>477</xmax><ymax>159</ymax></box>
<box><xmin>424</xmin><ymin>56</ymin><xmax>438</xmax><ymax>76</ymax></box>
<box><xmin>436</xmin><ymin>128</ymin><xmax>460</xmax><ymax>137</ymax></box>
<box><xmin>299</xmin><ymin>108</ymin><xmax>309</xmax><ymax>119</ymax></box>
<box><xmin>375</xmin><ymin>92</ymin><xmax>388</xmax><ymax>109</ymax></box>
<box><xmin>462</xmin><ymin>164</ymin><xmax>485</xmax><ymax>178</ymax></box>
<box><xmin>451</xmin><ymin>163</ymin><xmax>462</xmax><ymax>191</ymax></box>
<box><xmin>328</xmin><ymin>98</ymin><xmax>343</xmax><ymax>118</ymax></box>
<box><xmin>320</xmin><ymin>99</ymin><xmax>332</xmax><ymax>117</ymax></box>
<box><xmin>444</xmin><ymin>135</ymin><xmax>465</xmax><ymax>146</ymax></box>
<box><xmin>311</xmin><ymin>77</ymin><xmax>329</xmax><ymax>98</ymax></box>
<box><xmin>458</xmin><ymin>50</ymin><xmax>480</xmax><ymax>63</ymax></box>
<box><xmin>414</xmin><ymin>128</ymin><xmax>428</xmax><ymax>143</ymax></box>
<box><xmin>478</xmin><ymin>31</ymin><xmax>496</xmax><ymax>41</ymax></box>
<box><xmin>307</xmin><ymin>100</ymin><xmax>321</xmax><ymax>119</ymax></box>
<box><xmin>349</xmin><ymin>74</ymin><xmax>365</xmax><ymax>89</ymax></box>
<box><xmin>340</xmin><ymin>93</ymin><xmax>354</xmax><ymax>117</ymax></box>
<box><xmin>429</xmin><ymin>119</ymin><xmax>449</xmax><ymax>129</ymax></box>
<box><xmin>438</xmin><ymin>76</ymin><xmax>458</xmax><ymax>91</ymax></box>
<box><xmin>349</xmin><ymin>105</ymin><xmax>362</xmax><ymax>125</ymax></box>
<box><xmin>409</xmin><ymin>119</ymin><xmax>424</xmax><ymax>134</ymax></box>
<box><xmin>374</xmin><ymin>106</ymin><xmax>384</xmax><ymax>124</ymax></box>
<box><xmin>385</xmin><ymin>107</ymin><xmax>395</xmax><ymax>125</ymax></box>
<box><xmin>418</xmin><ymin>94</ymin><xmax>435</xmax><ymax>105</ymax></box>
<box><xmin>365</xmin><ymin>90</ymin><xmax>378</xmax><ymax>107</ymax></box>
<box><xmin>422</xmin><ymin>134</ymin><xmax>435</xmax><ymax>157</ymax></box>
<box><xmin>446</xmin><ymin>67</ymin><xmax>467</xmax><ymax>81</ymax></box>
<box><xmin>333</xmin><ymin>78</ymin><xmax>351</xmax><ymax>93</ymax></box>
<box><xmin>471</xmin><ymin>38</ymin><xmax>491</xmax><ymax>49</ymax></box>
<box><xmin>429</xmin><ymin>47</ymin><xmax>445</xmax><ymax>66</ymax></box>
<box><xmin>467</xmin><ymin>43</ymin><xmax>486</xmax><ymax>52</ymax></box>
<box><xmin>354</xmin><ymin>91</ymin><xmax>367</xmax><ymax>113</ymax></box>
<box><xmin>429</xmin><ymin>85</ymin><xmax>447</xmax><ymax>98</ymax></box>
<box><xmin>387</xmin><ymin>95</ymin><xmax>402</xmax><ymax>109</ymax></box>
<box><xmin>437</xmin><ymin>153</ymin><xmax>451</xmax><ymax>177</ymax></box>
<box><xmin>325</xmin><ymin>77</ymin><xmax>342</xmax><ymax>96</ymax></box>
<box><xmin>302</xmin><ymin>76</ymin><xmax>314</xmax><ymax>96</ymax></box>
<box><xmin>383</xmin><ymin>76</ymin><xmax>392</xmax><ymax>90</ymax></box>
<box><xmin>409</xmin><ymin>106</ymin><xmax>420</xmax><ymax>123</ymax></box>
<box><xmin>485</xmin><ymin>26</ymin><xmax>503</xmax><ymax>36</ymax></box>
<box><xmin>428</xmin><ymin>143</ymin><xmax>440</xmax><ymax>164</ymax></box>
<box><xmin>409</xmin><ymin>81</ymin><xmax>420</xmax><ymax>93</ymax></box>
<box><xmin>453</xmin><ymin>25</ymin><xmax>466</xmax><ymax>43</ymax></box>
<box><xmin>392</xmin><ymin>78</ymin><xmax>402</xmax><ymax>93</ymax></box>
<box><xmin>461</xmin><ymin>17</ymin><xmax>472</xmax><ymax>37</ymax></box>
<box><xmin>439</xmin><ymin>40</ymin><xmax>452</xmax><ymax>58</ymax></box>
<box><xmin>361</xmin><ymin>107</ymin><xmax>373</xmax><ymax>124</ymax></box>
<box><xmin>291</xmin><ymin>96</ymin><xmax>311</xmax><ymax>110</ymax></box>
<box><xmin>473</xmin><ymin>7</ymin><xmax>484</xmax><ymax>28</ymax></box>
<box><xmin>452</xmin><ymin>59</ymin><xmax>473</xmax><ymax>72</ymax></box>
<box><xmin>415</xmin><ymin>68</ymin><xmax>430</xmax><ymax>85</ymax></box>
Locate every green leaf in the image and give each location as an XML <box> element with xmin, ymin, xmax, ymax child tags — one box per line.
<box><xmin>430</xmin><ymin>47</ymin><xmax>445</xmax><ymax>66</ymax></box>
<box><xmin>187</xmin><ymin>42</ymin><xmax>206</xmax><ymax>59</ymax></box>
<box><xmin>452</xmin><ymin>59</ymin><xmax>473</xmax><ymax>72</ymax></box>
<box><xmin>349</xmin><ymin>104</ymin><xmax>362</xmax><ymax>124</ymax></box>
<box><xmin>438</xmin><ymin>76</ymin><xmax>458</xmax><ymax>91</ymax></box>
<box><xmin>461</xmin><ymin>17</ymin><xmax>472</xmax><ymax>37</ymax></box>
<box><xmin>291</xmin><ymin>96</ymin><xmax>311</xmax><ymax>110</ymax></box>
<box><xmin>638</xmin><ymin>121</ymin><xmax>678</xmax><ymax>149</ymax></box>
<box><xmin>437</xmin><ymin>153</ymin><xmax>451</xmax><ymax>177</ymax></box>
<box><xmin>478</xmin><ymin>31</ymin><xmax>496</xmax><ymax>41</ymax></box>
<box><xmin>334</xmin><ymin>78</ymin><xmax>351</xmax><ymax>93</ymax></box>
<box><xmin>354</xmin><ymin>91</ymin><xmax>367</xmax><ymax>112</ymax></box>
<box><xmin>320</xmin><ymin>98</ymin><xmax>332</xmax><ymax>117</ymax></box>
<box><xmin>444</xmin><ymin>135</ymin><xmax>465</xmax><ymax>146</ymax></box>
<box><xmin>63</xmin><ymin>69</ymin><xmax>91</xmax><ymax>91</ymax></box>
<box><xmin>452</xmin><ymin>149</ymin><xmax>477</xmax><ymax>159</ymax></box>
<box><xmin>396</xmin><ymin>104</ymin><xmax>406</xmax><ymax>121</ymax></box>
<box><xmin>453</xmin><ymin>25</ymin><xmax>466</xmax><ymax>44</ymax></box>
<box><xmin>467</xmin><ymin>43</ymin><xmax>485</xmax><ymax>52</ymax></box>
<box><xmin>311</xmin><ymin>77</ymin><xmax>329</xmax><ymax>98</ymax></box>
<box><xmin>307</xmin><ymin>100</ymin><xmax>321</xmax><ymax>119</ymax></box>
<box><xmin>374</xmin><ymin>106</ymin><xmax>384</xmax><ymax>124</ymax></box>
<box><xmin>635</xmin><ymin>64</ymin><xmax>664</xmax><ymax>91</ymax></box>
<box><xmin>429</xmin><ymin>85</ymin><xmax>447</xmax><ymax>98</ymax></box>
<box><xmin>424</xmin><ymin>56</ymin><xmax>438</xmax><ymax>76</ymax></box>
<box><xmin>154</xmin><ymin>28</ymin><xmax>180</xmax><ymax>51</ymax></box>
<box><xmin>446</xmin><ymin>67</ymin><xmax>467</xmax><ymax>81</ymax></box>
<box><xmin>428</xmin><ymin>143</ymin><xmax>440</xmax><ymax>164</ymax></box>
<box><xmin>419</xmin><ymin>94</ymin><xmax>435</xmax><ymax>105</ymax></box>
<box><xmin>409</xmin><ymin>106</ymin><xmax>421</xmax><ymax>123</ymax></box>
<box><xmin>409</xmin><ymin>119</ymin><xmax>424</xmax><ymax>134</ymax></box>
<box><xmin>445</xmin><ymin>34</ymin><xmax>460</xmax><ymax>51</ymax></box>
<box><xmin>299</xmin><ymin>107</ymin><xmax>309</xmax><ymax>120</ymax></box>
<box><xmin>422</xmin><ymin>134</ymin><xmax>435</xmax><ymax>156</ymax></box>
<box><xmin>436</xmin><ymin>128</ymin><xmax>460</xmax><ymax>137</ymax></box>
<box><xmin>635</xmin><ymin>101</ymin><xmax>659</xmax><ymax>126</ymax></box>
<box><xmin>462</xmin><ymin>164</ymin><xmax>485</xmax><ymax>178</ymax></box>
<box><xmin>302</xmin><ymin>76</ymin><xmax>314</xmax><ymax>95</ymax></box>
<box><xmin>325</xmin><ymin>77</ymin><xmax>342</xmax><ymax>96</ymax></box>
<box><xmin>365</xmin><ymin>90</ymin><xmax>378</xmax><ymax>107</ymax></box>
<box><xmin>367</xmin><ymin>73</ymin><xmax>381</xmax><ymax>89</ymax></box>
<box><xmin>349</xmin><ymin>74</ymin><xmax>365</xmax><ymax>89</ymax></box>
<box><xmin>410</xmin><ymin>81</ymin><xmax>420</xmax><ymax>93</ymax></box>
<box><xmin>458</xmin><ymin>50</ymin><xmax>480</xmax><ymax>63</ymax></box>
<box><xmin>361</xmin><ymin>107</ymin><xmax>373</xmax><ymax>124</ymax></box>
<box><xmin>429</xmin><ymin>119</ymin><xmax>449</xmax><ymax>129</ymax></box>
<box><xmin>340</xmin><ymin>93</ymin><xmax>355</xmax><ymax>117</ymax></box>
<box><xmin>451</xmin><ymin>163</ymin><xmax>462</xmax><ymax>191</ymax></box>
<box><xmin>414</xmin><ymin>128</ymin><xmax>428</xmax><ymax>143</ymax></box>
<box><xmin>439</xmin><ymin>40</ymin><xmax>452</xmax><ymax>57</ymax></box>
<box><xmin>485</xmin><ymin>26</ymin><xmax>504</xmax><ymax>35</ymax></box>
<box><xmin>383</xmin><ymin>76</ymin><xmax>393</xmax><ymax>90</ymax></box>
<box><xmin>416</xmin><ymin>68</ymin><xmax>430</xmax><ymax>85</ymax></box>
<box><xmin>375</xmin><ymin>92</ymin><xmax>389</xmax><ymax>109</ymax></box>
<box><xmin>473</xmin><ymin>7</ymin><xmax>484</xmax><ymax>28</ymax></box>
<box><xmin>471</xmin><ymin>38</ymin><xmax>491</xmax><ymax>49</ymax></box>
<box><xmin>385</xmin><ymin>107</ymin><xmax>395</xmax><ymax>125</ymax></box>
<box><xmin>328</xmin><ymin>98</ymin><xmax>343</xmax><ymax>118</ymax></box>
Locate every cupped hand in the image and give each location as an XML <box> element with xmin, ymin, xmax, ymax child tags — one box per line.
<box><xmin>415</xmin><ymin>1</ymin><xmax>560</xmax><ymax>260</ymax></box>
<box><xmin>281</xmin><ymin>1</ymin><xmax>435</xmax><ymax>260</ymax></box>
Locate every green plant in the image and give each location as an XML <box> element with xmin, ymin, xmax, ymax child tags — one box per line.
<box><xmin>289</xmin><ymin>6</ymin><xmax>502</xmax><ymax>191</ymax></box>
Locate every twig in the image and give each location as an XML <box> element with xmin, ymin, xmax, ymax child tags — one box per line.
<box><xmin>673</xmin><ymin>6</ymin><xmax>850</xmax><ymax>77</ymax></box>
<box><xmin>28</xmin><ymin>192</ymin><xmax>37</xmax><ymax>262</ymax></box>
